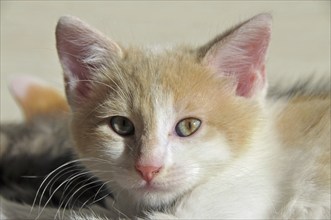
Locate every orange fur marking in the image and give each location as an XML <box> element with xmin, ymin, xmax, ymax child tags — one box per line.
<box><xmin>14</xmin><ymin>84</ymin><xmax>69</xmax><ymax>121</ymax></box>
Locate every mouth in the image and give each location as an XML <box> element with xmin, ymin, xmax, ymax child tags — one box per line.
<box><xmin>136</xmin><ymin>181</ymin><xmax>166</xmax><ymax>192</ymax></box>
<box><xmin>114</xmin><ymin>167</ymin><xmax>195</xmax><ymax>195</ymax></box>
<box><xmin>133</xmin><ymin>172</ymin><xmax>191</xmax><ymax>194</ymax></box>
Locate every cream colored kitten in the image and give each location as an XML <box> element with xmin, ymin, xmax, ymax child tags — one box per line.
<box><xmin>2</xmin><ymin>13</ymin><xmax>329</xmax><ymax>219</ymax></box>
<box><xmin>56</xmin><ymin>13</ymin><xmax>330</xmax><ymax>219</ymax></box>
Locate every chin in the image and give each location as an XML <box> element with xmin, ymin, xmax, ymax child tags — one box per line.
<box><xmin>131</xmin><ymin>186</ymin><xmax>181</xmax><ymax>207</ymax></box>
<box><xmin>130</xmin><ymin>177</ymin><xmax>199</xmax><ymax>208</ymax></box>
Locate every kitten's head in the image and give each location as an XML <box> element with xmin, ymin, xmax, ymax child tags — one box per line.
<box><xmin>56</xmin><ymin>14</ymin><xmax>271</xmax><ymax>207</ymax></box>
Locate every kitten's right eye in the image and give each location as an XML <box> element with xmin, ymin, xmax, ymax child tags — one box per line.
<box><xmin>110</xmin><ymin>116</ymin><xmax>135</xmax><ymax>136</ymax></box>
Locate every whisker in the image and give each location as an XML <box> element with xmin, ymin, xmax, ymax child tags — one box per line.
<box><xmin>57</xmin><ymin>169</ymin><xmax>112</xmax><ymax>209</ymax></box>
<box><xmin>32</xmin><ymin>158</ymin><xmax>111</xmax><ymax>214</ymax></box>
<box><xmin>76</xmin><ymin>182</ymin><xmax>112</xmax><ymax>214</ymax></box>
<box><xmin>32</xmin><ymin>159</ymin><xmax>83</xmax><ymax>214</ymax></box>
<box><xmin>60</xmin><ymin>179</ymin><xmax>103</xmax><ymax>219</ymax></box>
<box><xmin>37</xmin><ymin>169</ymin><xmax>108</xmax><ymax>219</ymax></box>
<box><xmin>49</xmin><ymin>166</ymin><xmax>85</xmax><ymax>200</ymax></box>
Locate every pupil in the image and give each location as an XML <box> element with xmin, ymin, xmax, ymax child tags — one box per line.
<box><xmin>187</xmin><ymin>121</ymin><xmax>192</xmax><ymax>130</ymax></box>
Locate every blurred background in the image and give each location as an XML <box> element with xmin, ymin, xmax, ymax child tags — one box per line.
<box><xmin>1</xmin><ymin>1</ymin><xmax>330</xmax><ymax>122</ymax></box>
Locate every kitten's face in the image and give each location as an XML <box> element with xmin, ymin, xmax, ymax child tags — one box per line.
<box><xmin>70</xmin><ymin>47</ymin><xmax>261</xmax><ymax>206</ymax></box>
<box><xmin>56</xmin><ymin>14</ymin><xmax>271</xmax><ymax>207</ymax></box>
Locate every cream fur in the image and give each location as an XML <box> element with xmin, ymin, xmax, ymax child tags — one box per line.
<box><xmin>2</xmin><ymin>13</ymin><xmax>330</xmax><ymax>220</ymax></box>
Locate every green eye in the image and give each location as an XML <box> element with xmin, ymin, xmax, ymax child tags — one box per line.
<box><xmin>110</xmin><ymin>116</ymin><xmax>135</xmax><ymax>136</ymax></box>
<box><xmin>175</xmin><ymin>118</ymin><xmax>201</xmax><ymax>137</ymax></box>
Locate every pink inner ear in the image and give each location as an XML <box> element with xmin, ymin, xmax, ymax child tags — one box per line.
<box><xmin>56</xmin><ymin>16</ymin><xmax>114</xmax><ymax>104</ymax></box>
<box><xmin>235</xmin><ymin>65</ymin><xmax>266</xmax><ymax>97</ymax></box>
<box><xmin>220</xmin><ymin>35</ymin><xmax>269</xmax><ymax>97</ymax></box>
<box><xmin>56</xmin><ymin>16</ymin><xmax>123</xmax><ymax>106</ymax></box>
<box><xmin>205</xmin><ymin>14</ymin><xmax>271</xmax><ymax>98</ymax></box>
<box><xmin>61</xmin><ymin>48</ymin><xmax>92</xmax><ymax>100</ymax></box>
<box><xmin>58</xmin><ymin>35</ymin><xmax>97</xmax><ymax>101</ymax></box>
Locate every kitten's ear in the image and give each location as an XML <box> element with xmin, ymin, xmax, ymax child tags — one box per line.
<box><xmin>9</xmin><ymin>76</ymin><xmax>69</xmax><ymax>121</ymax></box>
<box><xmin>56</xmin><ymin>15</ymin><xmax>122</xmax><ymax>106</ymax></box>
<box><xmin>199</xmin><ymin>13</ymin><xmax>272</xmax><ymax>99</ymax></box>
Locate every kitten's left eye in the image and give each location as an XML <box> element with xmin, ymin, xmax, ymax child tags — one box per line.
<box><xmin>110</xmin><ymin>116</ymin><xmax>135</xmax><ymax>136</ymax></box>
<box><xmin>175</xmin><ymin>118</ymin><xmax>201</xmax><ymax>137</ymax></box>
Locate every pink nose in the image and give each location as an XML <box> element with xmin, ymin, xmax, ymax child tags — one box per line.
<box><xmin>135</xmin><ymin>165</ymin><xmax>162</xmax><ymax>182</ymax></box>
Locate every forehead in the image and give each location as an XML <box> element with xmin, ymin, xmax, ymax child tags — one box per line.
<box><xmin>97</xmin><ymin>46</ymin><xmax>231</xmax><ymax>125</ymax></box>
<box><xmin>120</xmin><ymin>47</ymin><xmax>223</xmax><ymax>112</ymax></box>
<box><xmin>130</xmin><ymin>48</ymin><xmax>220</xmax><ymax>87</ymax></box>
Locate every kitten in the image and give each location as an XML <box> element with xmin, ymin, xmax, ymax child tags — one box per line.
<box><xmin>53</xmin><ymin>13</ymin><xmax>330</xmax><ymax>219</ymax></box>
<box><xmin>2</xmin><ymin>13</ymin><xmax>330</xmax><ymax>219</ymax></box>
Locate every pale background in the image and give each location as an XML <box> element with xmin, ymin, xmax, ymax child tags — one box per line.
<box><xmin>1</xmin><ymin>1</ymin><xmax>330</xmax><ymax>122</ymax></box>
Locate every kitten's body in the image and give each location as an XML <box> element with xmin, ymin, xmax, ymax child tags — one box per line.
<box><xmin>1</xmin><ymin>14</ymin><xmax>330</xmax><ymax>219</ymax></box>
<box><xmin>271</xmin><ymin>95</ymin><xmax>330</xmax><ymax>219</ymax></box>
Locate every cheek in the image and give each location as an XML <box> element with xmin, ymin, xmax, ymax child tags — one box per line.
<box><xmin>103</xmin><ymin>141</ymin><xmax>126</xmax><ymax>160</ymax></box>
<box><xmin>171</xmin><ymin>129</ymin><xmax>233</xmax><ymax>170</ymax></box>
<box><xmin>81</xmin><ymin>126</ymin><xmax>134</xmax><ymax>182</ymax></box>
<box><xmin>87</xmin><ymin>125</ymin><xmax>126</xmax><ymax>160</ymax></box>
<box><xmin>195</xmin><ymin>134</ymin><xmax>233</xmax><ymax>162</ymax></box>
